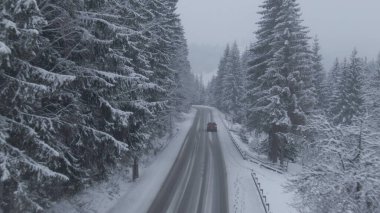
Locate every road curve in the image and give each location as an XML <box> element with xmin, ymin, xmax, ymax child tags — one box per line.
<box><xmin>147</xmin><ymin>107</ymin><xmax>229</xmax><ymax>213</ymax></box>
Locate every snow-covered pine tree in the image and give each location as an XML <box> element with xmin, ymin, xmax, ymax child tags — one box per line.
<box><xmin>289</xmin><ymin>50</ymin><xmax>380</xmax><ymax>212</ymax></box>
<box><xmin>221</xmin><ymin>42</ymin><xmax>245</xmax><ymax>122</ymax></box>
<box><xmin>140</xmin><ymin>0</ymin><xmax>188</xmax><ymax>139</ymax></box>
<box><xmin>327</xmin><ymin>58</ymin><xmax>343</xmax><ymax>114</ymax></box>
<box><xmin>241</xmin><ymin>47</ymin><xmax>251</xmax><ymax>90</ymax></box>
<box><xmin>377</xmin><ymin>53</ymin><xmax>380</xmax><ymax>75</ymax></box>
<box><xmin>333</xmin><ymin>50</ymin><xmax>364</xmax><ymax>125</ymax></box>
<box><xmin>168</xmin><ymin>25</ymin><xmax>193</xmax><ymax>114</ymax></box>
<box><xmin>221</xmin><ymin>48</ymin><xmax>234</xmax><ymax>112</ymax></box>
<box><xmin>0</xmin><ymin>0</ymin><xmax>77</xmax><ymax>211</ymax></box>
<box><xmin>272</xmin><ymin>0</ymin><xmax>315</xmax><ymax>116</ymax></box>
<box><xmin>198</xmin><ymin>75</ymin><xmax>206</xmax><ymax>105</ymax></box>
<box><xmin>1</xmin><ymin>0</ymin><xmax>192</xmax><ymax>210</ymax></box>
<box><xmin>206</xmin><ymin>76</ymin><xmax>218</xmax><ymax>106</ymax></box>
<box><xmin>50</xmin><ymin>0</ymin><xmax>150</xmax><ymax>177</ymax></box>
<box><xmin>215</xmin><ymin>45</ymin><xmax>230</xmax><ymax>110</ymax></box>
<box><xmin>311</xmin><ymin>36</ymin><xmax>326</xmax><ymax>109</ymax></box>
<box><xmin>239</xmin><ymin>47</ymin><xmax>252</xmax><ymax>124</ymax></box>
<box><xmin>246</xmin><ymin>0</ymin><xmax>313</xmax><ymax>163</ymax></box>
<box><xmin>192</xmin><ymin>74</ymin><xmax>206</xmax><ymax>105</ymax></box>
<box><xmin>371</xmin><ymin>53</ymin><xmax>380</xmax><ymax>128</ymax></box>
<box><xmin>362</xmin><ymin>52</ymin><xmax>380</xmax><ymax>130</ymax></box>
<box><xmin>246</xmin><ymin>0</ymin><xmax>281</xmax><ymax>129</ymax></box>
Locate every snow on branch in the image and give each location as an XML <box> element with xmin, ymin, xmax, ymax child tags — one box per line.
<box><xmin>0</xmin><ymin>141</ymin><xmax>69</xmax><ymax>181</ymax></box>
<box><xmin>23</xmin><ymin>61</ymin><xmax>76</xmax><ymax>88</ymax></box>
<box><xmin>99</xmin><ymin>98</ymin><xmax>133</xmax><ymax>127</ymax></box>
<box><xmin>3</xmin><ymin>115</ymin><xmax>61</xmax><ymax>158</ymax></box>
<box><xmin>0</xmin><ymin>41</ymin><xmax>11</xmax><ymax>56</ymax></box>
<box><xmin>80</xmin><ymin>27</ymin><xmax>113</xmax><ymax>45</ymax></box>
<box><xmin>137</xmin><ymin>82</ymin><xmax>165</xmax><ymax>92</ymax></box>
<box><xmin>0</xmin><ymin>41</ymin><xmax>11</xmax><ymax>66</ymax></box>
<box><xmin>14</xmin><ymin>0</ymin><xmax>41</xmax><ymax>15</ymax></box>
<box><xmin>79</xmin><ymin>125</ymin><xmax>129</xmax><ymax>153</ymax></box>
<box><xmin>2</xmin><ymin>73</ymin><xmax>49</xmax><ymax>91</ymax></box>
<box><xmin>78</xmin><ymin>14</ymin><xmax>132</xmax><ymax>33</ymax></box>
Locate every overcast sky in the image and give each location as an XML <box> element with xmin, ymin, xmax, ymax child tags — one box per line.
<box><xmin>177</xmin><ymin>0</ymin><xmax>380</xmax><ymax>74</ymax></box>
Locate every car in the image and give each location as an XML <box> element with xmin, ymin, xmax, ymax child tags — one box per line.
<box><xmin>207</xmin><ymin>122</ymin><xmax>217</xmax><ymax>132</ymax></box>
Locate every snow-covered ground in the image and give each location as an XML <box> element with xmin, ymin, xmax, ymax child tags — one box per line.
<box><xmin>207</xmin><ymin>107</ymin><xmax>264</xmax><ymax>213</ymax></box>
<box><xmin>48</xmin><ymin>109</ymin><xmax>196</xmax><ymax>213</ymax></box>
<box><xmin>213</xmin><ymin>108</ymin><xmax>299</xmax><ymax>213</ymax></box>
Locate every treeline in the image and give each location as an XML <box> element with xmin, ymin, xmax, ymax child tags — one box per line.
<box><xmin>0</xmin><ymin>0</ymin><xmax>200</xmax><ymax>211</ymax></box>
<box><xmin>207</xmin><ymin>0</ymin><xmax>380</xmax><ymax>212</ymax></box>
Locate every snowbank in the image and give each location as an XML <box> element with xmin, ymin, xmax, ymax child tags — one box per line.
<box><xmin>215</xmin><ymin>108</ymin><xmax>298</xmax><ymax>213</ymax></box>
<box><xmin>210</xmin><ymin>108</ymin><xmax>266</xmax><ymax>213</ymax></box>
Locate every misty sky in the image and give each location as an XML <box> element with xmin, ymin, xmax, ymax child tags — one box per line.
<box><xmin>177</xmin><ymin>0</ymin><xmax>380</xmax><ymax>77</ymax></box>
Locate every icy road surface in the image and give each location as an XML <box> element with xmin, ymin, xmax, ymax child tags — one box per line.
<box><xmin>147</xmin><ymin>108</ymin><xmax>229</xmax><ymax>213</ymax></box>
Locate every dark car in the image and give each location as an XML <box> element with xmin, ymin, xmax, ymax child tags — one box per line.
<box><xmin>207</xmin><ymin>122</ymin><xmax>217</xmax><ymax>132</ymax></box>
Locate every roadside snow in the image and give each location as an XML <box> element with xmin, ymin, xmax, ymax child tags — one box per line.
<box><xmin>251</xmin><ymin>164</ymin><xmax>297</xmax><ymax>213</ymax></box>
<box><xmin>210</xmin><ymin>108</ymin><xmax>266</xmax><ymax>213</ymax></box>
<box><xmin>214</xmin><ymin>108</ymin><xmax>298</xmax><ymax>213</ymax></box>
<box><xmin>48</xmin><ymin>109</ymin><xmax>196</xmax><ymax>213</ymax></box>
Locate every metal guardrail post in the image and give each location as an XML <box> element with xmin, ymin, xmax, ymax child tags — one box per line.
<box><xmin>251</xmin><ymin>172</ymin><xmax>270</xmax><ymax>213</ymax></box>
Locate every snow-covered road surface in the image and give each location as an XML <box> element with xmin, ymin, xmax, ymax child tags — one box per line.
<box><xmin>109</xmin><ymin>106</ymin><xmax>267</xmax><ymax>213</ymax></box>
<box><xmin>147</xmin><ymin>107</ymin><xmax>229</xmax><ymax>213</ymax></box>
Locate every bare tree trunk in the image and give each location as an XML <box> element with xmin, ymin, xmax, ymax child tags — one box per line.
<box><xmin>0</xmin><ymin>182</ymin><xmax>3</xmax><ymax>208</ymax></box>
<box><xmin>133</xmin><ymin>157</ymin><xmax>139</xmax><ymax>181</ymax></box>
<box><xmin>268</xmin><ymin>128</ymin><xmax>278</xmax><ymax>163</ymax></box>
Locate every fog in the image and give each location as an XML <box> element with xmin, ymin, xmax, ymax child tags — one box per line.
<box><xmin>177</xmin><ymin>0</ymin><xmax>380</xmax><ymax>82</ymax></box>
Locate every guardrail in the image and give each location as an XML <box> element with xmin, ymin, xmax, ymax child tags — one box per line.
<box><xmin>251</xmin><ymin>172</ymin><xmax>271</xmax><ymax>213</ymax></box>
<box><xmin>221</xmin><ymin>115</ymin><xmax>286</xmax><ymax>174</ymax></box>
<box><xmin>244</xmin><ymin>150</ymin><xmax>287</xmax><ymax>174</ymax></box>
<box><xmin>218</xmin><ymin>112</ymin><xmax>272</xmax><ymax>213</ymax></box>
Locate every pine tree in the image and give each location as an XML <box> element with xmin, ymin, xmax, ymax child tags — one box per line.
<box><xmin>328</xmin><ymin>58</ymin><xmax>343</xmax><ymax>115</ymax></box>
<box><xmin>240</xmin><ymin>47</ymin><xmax>252</xmax><ymax>124</ymax></box>
<box><xmin>246</xmin><ymin>0</ymin><xmax>281</xmax><ymax>123</ymax></box>
<box><xmin>206</xmin><ymin>76</ymin><xmax>218</xmax><ymax>106</ymax></box>
<box><xmin>311</xmin><ymin>36</ymin><xmax>325</xmax><ymax>109</ymax></box>
<box><xmin>215</xmin><ymin>45</ymin><xmax>230</xmax><ymax>110</ymax></box>
<box><xmin>221</xmin><ymin>43</ymin><xmax>244</xmax><ymax>120</ymax></box>
<box><xmin>361</xmin><ymin>52</ymin><xmax>380</xmax><ymax>129</ymax></box>
<box><xmin>377</xmin><ymin>53</ymin><xmax>380</xmax><ymax>75</ymax></box>
<box><xmin>246</xmin><ymin>0</ymin><xmax>313</xmax><ymax>163</ymax></box>
<box><xmin>0</xmin><ymin>0</ymin><xmax>75</xmax><ymax>211</ymax></box>
<box><xmin>334</xmin><ymin>50</ymin><xmax>364</xmax><ymax>125</ymax></box>
<box><xmin>169</xmin><ymin>26</ymin><xmax>193</xmax><ymax>114</ymax></box>
<box><xmin>241</xmin><ymin>47</ymin><xmax>252</xmax><ymax>91</ymax></box>
<box><xmin>372</xmin><ymin>53</ymin><xmax>380</xmax><ymax>128</ymax></box>
<box><xmin>0</xmin><ymin>0</ymin><xmax>193</xmax><ymax>210</ymax></box>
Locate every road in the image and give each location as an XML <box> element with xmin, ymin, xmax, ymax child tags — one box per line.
<box><xmin>147</xmin><ymin>107</ymin><xmax>229</xmax><ymax>213</ymax></box>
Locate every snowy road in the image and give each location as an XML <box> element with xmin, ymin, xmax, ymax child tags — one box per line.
<box><xmin>108</xmin><ymin>106</ymin><xmax>266</xmax><ymax>213</ymax></box>
<box><xmin>147</xmin><ymin>108</ymin><xmax>229</xmax><ymax>213</ymax></box>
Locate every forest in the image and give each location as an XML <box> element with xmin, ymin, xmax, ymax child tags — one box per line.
<box><xmin>0</xmin><ymin>0</ymin><xmax>204</xmax><ymax>211</ymax></box>
<box><xmin>0</xmin><ymin>0</ymin><xmax>379</xmax><ymax>212</ymax></box>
